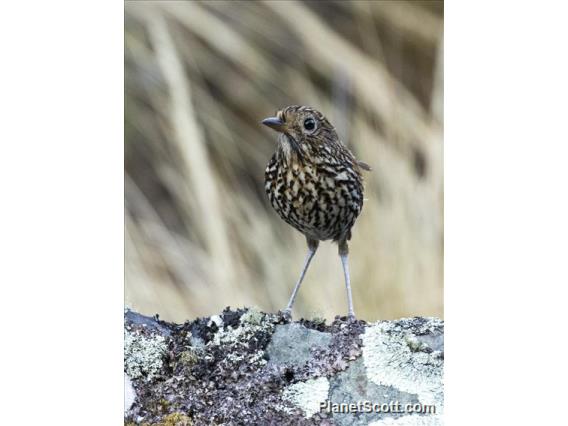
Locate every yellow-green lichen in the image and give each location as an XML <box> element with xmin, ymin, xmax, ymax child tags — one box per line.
<box><xmin>179</xmin><ymin>349</ymin><xmax>199</xmax><ymax>367</ymax></box>
<box><xmin>128</xmin><ymin>413</ymin><xmax>192</xmax><ymax>426</ymax></box>
<box><xmin>159</xmin><ymin>413</ymin><xmax>192</xmax><ymax>426</ymax></box>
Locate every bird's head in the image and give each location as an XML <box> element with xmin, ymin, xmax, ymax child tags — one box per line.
<box><xmin>261</xmin><ymin>105</ymin><xmax>339</xmax><ymax>155</ymax></box>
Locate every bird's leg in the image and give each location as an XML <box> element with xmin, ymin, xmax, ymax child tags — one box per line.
<box><xmin>338</xmin><ymin>240</ymin><xmax>355</xmax><ymax>319</ymax></box>
<box><xmin>282</xmin><ymin>238</ymin><xmax>319</xmax><ymax>317</ymax></box>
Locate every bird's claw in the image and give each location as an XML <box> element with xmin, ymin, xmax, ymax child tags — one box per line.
<box><xmin>279</xmin><ymin>308</ymin><xmax>293</xmax><ymax>321</ymax></box>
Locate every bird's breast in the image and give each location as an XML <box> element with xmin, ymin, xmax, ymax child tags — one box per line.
<box><xmin>265</xmin><ymin>156</ymin><xmax>364</xmax><ymax>241</ymax></box>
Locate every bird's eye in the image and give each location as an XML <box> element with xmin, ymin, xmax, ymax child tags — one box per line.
<box><xmin>303</xmin><ymin>118</ymin><xmax>316</xmax><ymax>132</ymax></box>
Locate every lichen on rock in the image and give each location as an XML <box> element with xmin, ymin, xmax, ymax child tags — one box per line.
<box><xmin>282</xmin><ymin>376</ymin><xmax>330</xmax><ymax>418</ymax></box>
<box><xmin>362</xmin><ymin>318</ymin><xmax>444</xmax><ymax>410</ymax></box>
<box><xmin>124</xmin><ymin>309</ymin><xmax>444</xmax><ymax>425</ymax></box>
<box><xmin>124</xmin><ymin>327</ymin><xmax>167</xmax><ymax>381</ymax></box>
<box><xmin>210</xmin><ymin>307</ymin><xmax>275</xmax><ymax>367</ymax></box>
<box><xmin>239</xmin><ymin>307</ymin><xmax>265</xmax><ymax>326</ymax></box>
<box><xmin>369</xmin><ymin>413</ymin><xmax>443</xmax><ymax>426</ymax></box>
<box><xmin>158</xmin><ymin>412</ymin><xmax>193</xmax><ymax>426</ymax></box>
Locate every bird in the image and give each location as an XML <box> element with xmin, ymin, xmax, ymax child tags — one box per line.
<box><xmin>262</xmin><ymin>105</ymin><xmax>370</xmax><ymax>318</ymax></box>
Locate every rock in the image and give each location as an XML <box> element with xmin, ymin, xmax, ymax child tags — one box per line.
<box><xmin>124</xmin><ymin>309</ymin><xmax>444</xmax><ymax>425</ymax></box>
<box><xmin>125</xmin><ymin>308</ymin><xmax>172</xmax><ymax>337</ymax></box>
<box><xmin>267</xmin><ymin>323</ymin><xmax>333</xmax><ymax>367</ymax></box>
<box><xmin>124</xmin><ymin>375</ymin><xmax>136</xmax><ymax>413</ymax></box>
<box><xmin>329</xmin><ymin>358</ymin><xmax>421</xmax><ymax>426</ymax></box>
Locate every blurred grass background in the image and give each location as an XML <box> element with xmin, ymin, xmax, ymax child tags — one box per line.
<box><xmin>125</xmin><ymin>0</ymin><xmax>443</xmax><ymax>322</ymax></box>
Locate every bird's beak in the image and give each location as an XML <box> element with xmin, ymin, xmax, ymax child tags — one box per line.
<box><xmin>262</xmin><ymin>116</ymin><xmax>287</xmax><ymax>133</ymax></box>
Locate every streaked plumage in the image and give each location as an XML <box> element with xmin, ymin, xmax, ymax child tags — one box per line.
<box><xmin>262</xmin><ymin>105</ymin><xmax>370</xmax><ymax>318</ymax></box>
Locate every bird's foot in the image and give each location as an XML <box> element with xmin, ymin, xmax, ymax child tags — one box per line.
<box><xmin>279</xmin><ymin>308</ymin><xmax>293</xmax><ymax>321</ymax></box>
